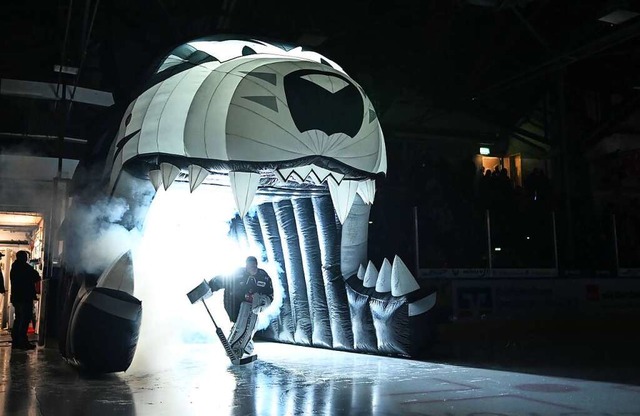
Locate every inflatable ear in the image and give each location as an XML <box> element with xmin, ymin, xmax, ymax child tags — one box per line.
<box><xmin>62</xmin><ymin>251</ymin><xmax>141</xmax><ymax>373</ymax></box>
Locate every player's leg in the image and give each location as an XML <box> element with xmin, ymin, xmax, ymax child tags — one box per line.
<box><xmin>228</xmin><ymin>301</ymin><xmax>258</xmax><ymax>359</ymax></box>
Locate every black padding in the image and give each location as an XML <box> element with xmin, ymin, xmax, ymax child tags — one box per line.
<box><xmin>311</xmin><ymin>195</ymin><xmax>353</xmax><ymax>349</ymax></box>
<box><xmin>291</xmin><ymin>197</ymin><xmax>332</xmax><ymax>347</ymax></box>
<box><xmin>345</xmin><ymin>276</ymin><xmax>378</xmax><ymax>352</ymax></box>
<box><xmin>274</xmin><ymin>199</ymin><xmax>312</xmax><ymax>345</ymax></box>
<box><xmin>241</xmin><ymin>211</ymin><xmax>268</xmax><ymax>264</ymax></box>
<box><xmin>369</xmin><ymin>293</ymin><xmax>412</xmax><ymax>357</ymax></box>
<box><xmin>256</xmin><ymin>203</ymin><xmax>295</xmax><ymax>342</ymax></box>
<box><xmin>229</xmin><ymin>214</ymin><xmax>249</xmax><ymax>247</ymax></box>
<box><xmin>70</xmin><ymin>287</ymin><xmax>142</xmax><ymax>373</ymax></box>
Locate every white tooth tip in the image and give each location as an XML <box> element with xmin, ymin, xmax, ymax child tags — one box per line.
<box><xmin>277</xmin><ymin>167</ymin><xmax>294</xmax><ymax>182</ymax></box>
<box><xmin>274</xmin><ymin>169</ymin><xmax>287</xmax><ymax>183</ymax></box>
<box><xmin>293</xmin><ymin>165</ymin><xmax>312</xmax><ymax>182</ymax></box>
<box><xmin>357</xmin><ymin>264</ymin><xmax>366</xmax><ymax>280</ymax></box>
<box><xmin>408</xmin><ymin>292</ymin><xmax>437</xmax><ymax>316</ymax></box>
<box><xmin>329</xmin><ymin>172</ymin><xmax>345</xmax><ymax>184</ymax></box>
<box><xmin>309</xmin><ymin>174</ymin><xmax>322</xmax><ymax>185</ymax></box>
<box><xmin>328</xmin><ymin>179</ymin><xmax>358</xmax><ymax>224</ymax></box>
<box><xmin>160</xmin><ymin>163</ymin><xmax>181</xmax><ymax>190</ymax></box>
<box><xmin>375</xmin><ymin>258</ymin><xmax>392</xmax><ymax>293</ymax></box>
<box><xmin>363</xmin><ymin>260</ymin><xmax>378</xmax><ymax>288</ymax></box>
<box><xmin>229</xmin><ymin>171</ymin><xmax>260</xmax><ymax>218</ymax></box>
<box><xmin>309</xmin><ymin>165</ymin><xmax>333</xmax><ymax>183</ymax></box>
<box><xmin>149</xmin><ymin>169</ymin><xmax>162</xmax><ymax>191</ymax></box>
<box><xmin>357</xmin><ymin>179</ymin><xmax>376</xmax><ymax>205</ymax></box>
<box><xmin>391</xmin><ymin>255</ymin><xmax>420</xmax><ymax>297</ymax></box>
<box><xmin>188</xmin><ymin>165</ymin><xmax>209</xmax><ymax>193</ymax></box>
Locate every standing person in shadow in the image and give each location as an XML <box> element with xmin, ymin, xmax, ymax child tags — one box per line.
<box><xmin>0</xmin><ymin>252</ymin><xmax>5</xmax><ymax>296</ymax></box>
<box><xmin>10</xmin><ymin>251</ymin><xmax>41</xmax><ymax>350</ymax></box>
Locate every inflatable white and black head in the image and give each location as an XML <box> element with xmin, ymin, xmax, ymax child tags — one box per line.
<box><xmin>59</xmin><ymin>37</ymin><xmax>436</xmax><ymax>373</ymax></box>
<box><xmin>106</xmin><ymin>37</ymin><xmax>386</xmax><ymax>221</ymax></box>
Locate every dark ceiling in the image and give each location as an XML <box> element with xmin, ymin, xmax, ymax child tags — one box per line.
<box><xmin>1</xmin><ymin>0</ymin><xmax>640</xmax><ymax>160</ymax></box>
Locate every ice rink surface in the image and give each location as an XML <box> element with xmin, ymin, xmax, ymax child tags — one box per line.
<box><xmin>2</xmin><ymin>340</ymin><xmax>639</xmax><ymax>416</ymax></box>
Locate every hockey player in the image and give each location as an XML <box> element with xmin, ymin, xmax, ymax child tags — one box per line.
<box><xmin>207</xmin><ymin>256</ymin><xmax>273</xmax><ymax>359</ymax></box>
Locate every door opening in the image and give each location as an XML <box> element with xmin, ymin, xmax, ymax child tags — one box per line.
<box><xmin>0</xmin><ymin>212</ymin><xmax>45</xmax><ymax>340</ymax></box>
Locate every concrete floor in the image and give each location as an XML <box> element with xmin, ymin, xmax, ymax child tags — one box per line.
<box><xmin>1</xmin><ymin>335</ymin><xmax>639</xmax><ymax>416</ymax></box>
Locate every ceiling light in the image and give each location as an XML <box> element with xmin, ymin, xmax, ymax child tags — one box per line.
<box><xmin>53</xmin><ymin>64</ymin><xmax>79</xmax><ymax>75</ymax></box>
<box><xmin>480</xmin><ymin>147</ymin><xmax>490</xmax><ymax>155</ymax></box>
<box><xmin>598</xmin><ymin>10</ymin><xmax>640</xmax><ymax>25</ymax></box>
<box><xmin>0</xmin><ymin>213</ymin><xmax>42</xmax><ymax>227</ymax></box>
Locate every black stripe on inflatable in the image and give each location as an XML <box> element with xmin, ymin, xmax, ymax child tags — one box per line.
<box><xmin>242</xmin><ymin>211</ymin><xmax>279</xmax><ymax>340</ymax></box>
<box><xmin>230</xmin><ymin>214</ymin><xmax>249</xmax><ymax>247</ymax></box>
<box><xmin>369</xmin><ymin>294</ymin><xmax>412</xmax><ymax>357</ymax></box>
<box><xmin>345</xmin><ymin>276</ymin><xmax>378</xmax><ymax>352</ymax></box>
<box><xmin>257</xmin><ymin>203</ymin><xmax>295</xmax><ymax>342</ymax></box>
<box><xmin>242</xmin><ymin>211</ymin><xmax>267</xmax><ymax>263</ymax></box>
<box><xmin>311</xmin><ymin>195</ymin><xmax>353</xmax><ymax>349</ymax></box>
<box><xmin>69</xmin><ymin>287</ymin><xmax>142</xmax><ymax>373</ymax></box>
<box><xmin>291</xmin><ymin>197</ymin><xmax>333</xmax><ymax>347</ymax></box>
<box><xmin>274</xmin><ymin>199</ymin><xmax>312</xmax><ymax>345</ymax></box>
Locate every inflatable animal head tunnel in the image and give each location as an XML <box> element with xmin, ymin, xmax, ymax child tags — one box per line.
<box><xmin>58</xmin><ymin>36</ymin><xmax>438</xmax><ymax>373</ymax></box>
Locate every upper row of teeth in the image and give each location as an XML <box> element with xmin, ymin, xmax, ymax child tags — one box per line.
<box><xmin>148</xmin><ymin>162</ymin><xmax>376</xmax><ymax>223</ymax></box>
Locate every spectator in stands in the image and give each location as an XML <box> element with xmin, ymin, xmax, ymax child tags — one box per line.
<box><xmin>524</xmin><ymin>168</ymin><xmax>551</xmax><ymax>205</ymax></box>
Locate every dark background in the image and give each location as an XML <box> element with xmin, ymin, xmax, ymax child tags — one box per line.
<box><xmin>2</xmin><ymin>0</ymin><xmax>640</xmax><ymax>271</ymax></box>
<box><xmin>2</xmin><ymin>0</ymin><xmax>640</xmax><ymax>379</ymax></box>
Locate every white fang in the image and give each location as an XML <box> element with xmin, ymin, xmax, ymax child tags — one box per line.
<box><xmin>309</xmin><ymin>165</ymin><xmax>333</xmax><ymax>184</ymax></box>
<box><xmin>357</xmin><ymin>264</ymin><xmax>366</xmax><ymax>280</ymax></box>
<box><xmin>149</xmin><ymin>169</ymin><xmax>162</xmax><ymax>191</ymax></box>
<box><xmin>188</xmin><ymin>165</ymin><xmax>209</xmax><ymax>193</ymax></box>
<box><xmin>363</xmin><ymin>260</ymin><xmax>378</xmax><ymax>288</ymax></box>
<box><xmin>375</xmin><ymin>258</ymin><xmax>392</xmax><ymax>293</ymax></box>
<box><xmin>292</xmin><ymin>165</ymin><xmax>313</xmax><ymax>182</ymax></box>
<box><xmin>229</xmin><ymin>171</ymin><xmax>260</xmax><ymax>218</ymax></box>
<box><xmin>277</xmin><ymin>167</ymin><xmax>295</xmax><ymax>181</ymax></box>
<box><xmin>160</xmin><ymin>163</ymin><xmax>180</xmax><ymax>190</ymax></box>
<box><xmin>328</xmin><ymin>178</ymin><xmax>358</xmax><ymax>224</ymax></box>
<box><xmin>356</xmin><ymin>179</ymin><xmax>376</xmax><ymax>205</ymax></box>
<box><xmin>391</xmin><ymin>255</ymin><xmax>420</xmax><ymax>297</ymax></box>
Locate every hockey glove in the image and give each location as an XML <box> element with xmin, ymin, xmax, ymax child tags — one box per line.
<box><xmin>251</xmin><ymin>293</ymin><xmax>272</xmax><ymax>314</ymax></box>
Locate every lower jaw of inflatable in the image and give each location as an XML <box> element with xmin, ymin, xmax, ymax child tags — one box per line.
<box><xmin>63</xmin><ymin>161</ymin><xmax>436</xmax><ymax>373</ymax></box>
<box><xmin>234</xmin><ymin>194</ymin><xmax>438</xmax><ymax>357</ymax></box>
<box><xmin>65</xmin><ymin>287</ymin><xmax>142</xmax><ymax>373</ymax></box>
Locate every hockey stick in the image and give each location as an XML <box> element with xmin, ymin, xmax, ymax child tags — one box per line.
<box><xmin>187</xmin><ymin>280</ymin><xmax>256</xmax><ymax>365</ymax></box>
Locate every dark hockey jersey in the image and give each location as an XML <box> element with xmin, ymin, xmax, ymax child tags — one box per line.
<box><xmin>208</xmin><ymin>267</ymin><xmax>273</xmax><ymax>322</ymax></box>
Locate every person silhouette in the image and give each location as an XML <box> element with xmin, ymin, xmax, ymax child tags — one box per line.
<box><xmin>10</xmin><ymin>251</ymin><xmax>41</xmax><ymax>350</ymax></box>
<box><xmin>207</xmin><ymin>256</ymin><xmax>273</xmax><ymax>359</ymax></box>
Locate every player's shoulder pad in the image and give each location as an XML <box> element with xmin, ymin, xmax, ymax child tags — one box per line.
<box><xmin>256</xmin><ymin>269</ymin><xmax>270</xmax><ymax>278</ymax></box>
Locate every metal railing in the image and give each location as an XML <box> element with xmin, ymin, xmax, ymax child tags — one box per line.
<box><xmin>413</xmin><ymin>207</ymin><xmax>638</xmax><ymax>276</ymax></box>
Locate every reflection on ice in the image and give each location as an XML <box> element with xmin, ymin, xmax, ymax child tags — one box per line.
<box><xmin>3</xmin><ymin>342</ymin><xmax>639</xmax><ymax>416</ymax></box>
<box><xmin>122</xmin><ymin>342</ymin><xmax>640</xmax><ymax>416</ymax></box>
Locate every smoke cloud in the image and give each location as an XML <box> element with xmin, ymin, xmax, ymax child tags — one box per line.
<box><xmin>63</xmin><ymin>196</ymin><xmax>148</xmax><ymax>275</ymax></box>
<box><xmin>128</xmin><ymin>182</ymin><xmax>280</xmax><ymax>373</ymax></box>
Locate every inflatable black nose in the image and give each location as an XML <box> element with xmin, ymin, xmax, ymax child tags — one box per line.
<box><xmin>284</xmin><ymin>69</ymin><xmax>364</xmax><ymax>137</ymax></box>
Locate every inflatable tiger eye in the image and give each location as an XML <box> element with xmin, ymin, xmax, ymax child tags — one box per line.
<box><xmin>58</xmin><ymin>36</ymin><xmax>437</xmax><ymax>373</ymax></box>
